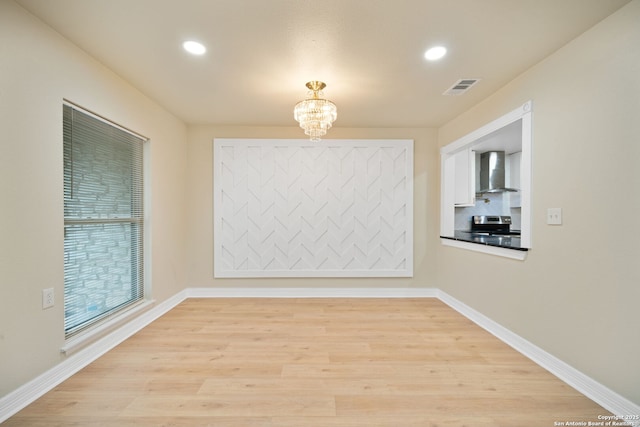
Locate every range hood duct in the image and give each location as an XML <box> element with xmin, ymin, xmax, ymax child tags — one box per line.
<box><xmin>478</xmin><ymin>151</ymin><xmax>518</xmax><ymax>194</ymax></box>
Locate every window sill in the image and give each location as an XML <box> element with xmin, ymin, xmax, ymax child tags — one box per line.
<box><xmin>440</xmin><ymin>238</ymin><xmax>528</xmax><ymax>261</ymax></box>
<box><xmin>61</xmin><ymin>299</ymin><xmax>155</xmax><ymax>356</ymax></box>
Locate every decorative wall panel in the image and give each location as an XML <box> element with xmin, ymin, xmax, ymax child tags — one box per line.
<box><xmin>213</xmin><ymin>139</ymin><xmax>413</xmax><ymax>277</ymax></box>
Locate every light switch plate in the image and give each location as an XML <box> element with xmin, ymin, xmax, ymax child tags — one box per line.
<box><xmin>547</xmin><ymin>208</ymin><xmax>562</xmax><ymax>225</ymax></box>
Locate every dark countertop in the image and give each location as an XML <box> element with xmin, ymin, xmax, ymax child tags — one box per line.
<box><xmin>440</xmin><ymin>231</ymin><xmax>529</xmax><ymax>251</ymax></box>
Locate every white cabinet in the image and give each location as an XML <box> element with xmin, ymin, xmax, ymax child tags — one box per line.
<box><xmin>454</xmin><ymin>148</ymin><xmax>475</xmax><ymax>206</ymax></box>
<box><xmin>508</xmin><ymin>151</ymin><xmax>522</xmax><ymax>208</ymax></box>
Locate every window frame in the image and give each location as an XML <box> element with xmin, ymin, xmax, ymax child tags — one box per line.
<box><xmin>62</xmin><ymin>101</ymin><xmax>148</xmax><ymax>338</ymax></box>
<box><xmin>439</xmin><ymin>101</ymin><xmax>533</xmax><ymax>260</ymax></box>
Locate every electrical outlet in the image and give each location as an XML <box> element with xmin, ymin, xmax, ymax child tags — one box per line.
<box><xmin>42</xmin><ymin>288</ymin><xmax>54</xmax><ymax>309</ymax></box>
<box><xmin>547</xmin><ymin>208</ymin><xmax>562</xmax><ymax>225</ymax></box>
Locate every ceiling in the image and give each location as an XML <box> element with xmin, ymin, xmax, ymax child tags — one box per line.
<box><xmin>16</xmin><ymin>0</ymin><xmax>630</xmax><ymax>128</ymax></box>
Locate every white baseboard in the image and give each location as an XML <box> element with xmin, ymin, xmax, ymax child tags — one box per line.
<box><xmin>0</xmin><ymin>290</ymin><xmax>188</xmax><ymax>423</ymax></box>
<box><xmin>185</xmin><ymin>286</ymin><xmax>438</xmax><ymax>298</ymax></box>
<box><xmin>2</xmin><ymin>287</ymin><xmax>637</xmax><ymax>424</ymax></box>
<box><xmin>437</xmin><ymin>289</ymin><xmax>640</xmax><ymax>423</ymax></box>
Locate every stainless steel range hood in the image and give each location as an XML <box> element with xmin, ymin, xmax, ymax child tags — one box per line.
<box><xmin>477</xmin><ymin>151</ymin><xmax>518</xmax><ymax>194</ymax></box>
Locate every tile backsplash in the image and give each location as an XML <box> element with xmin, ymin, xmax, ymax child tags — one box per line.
<box><xmin>455</xmin><ymin>192</ymin><xmax>522</xmax><ymax>230</ymax></box>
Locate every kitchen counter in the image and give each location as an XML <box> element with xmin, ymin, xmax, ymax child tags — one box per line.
<box><xmin>440</xmin><ymin>231</ymin><xmax>528</xmax><ymax>251</ymax></box>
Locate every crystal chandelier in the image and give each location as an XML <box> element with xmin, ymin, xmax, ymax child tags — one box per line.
<box><xmin>293</xmin><ymin>81</ymin><xmax>337</xmax><ymax>141</ymax></box>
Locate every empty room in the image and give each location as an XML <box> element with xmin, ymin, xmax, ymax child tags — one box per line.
<box><xmin>1</xmin><ymin>0</ymin><xmax>639</xmax><ymax>425</ymax></box>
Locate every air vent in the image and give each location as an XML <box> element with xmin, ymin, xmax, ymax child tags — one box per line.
<box><xmin>443</xmin><ymin>78</ymin><xmax>480</xmax><ymax>96</ymax></box>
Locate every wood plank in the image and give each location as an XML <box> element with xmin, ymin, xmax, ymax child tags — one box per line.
<box><xmin>120</xmin><ymin>395</ymin><xmax>336</xmax><ymax>417</ymax></box>
<box><xmin>335</xmin><ymin>395</ymin><xmax>607</xmax><ymax>417</ymax></box>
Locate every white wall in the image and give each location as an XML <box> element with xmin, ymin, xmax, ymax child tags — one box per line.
<box><xmin>0</xmin><ymin>1</ymin><xmax>189</xmax><ymax>397</ymax></box>
<box><xmin>437</xmin><ymin>0</ymin><xmax>640</xmax><ymax>404</ymax></box>
<box><xmin>186</xmin><ymin>126</ymin><xmax>440</xmax><ymax>290</ymax></box>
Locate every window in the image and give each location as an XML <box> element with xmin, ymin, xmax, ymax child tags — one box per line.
<box><xmin>440</xmin><ymin>101</ymin><xmax>532</xmax><ymax>260</ymax></box>
<box><xmin>63</xmin><ymin>103</ymin><xmax>146</xmax><ymax>337</ymax></box>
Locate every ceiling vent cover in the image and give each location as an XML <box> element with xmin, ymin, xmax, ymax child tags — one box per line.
<box><xmin>443</xmin><ymin>78</ymin><xmax>480</xmax><ymax>96</ymax></box>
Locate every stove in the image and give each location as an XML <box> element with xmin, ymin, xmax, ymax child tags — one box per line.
<box><xmin>469</xmin><ymin>215</ymin><xmax>521</xmax><ymax>236</ymax></box>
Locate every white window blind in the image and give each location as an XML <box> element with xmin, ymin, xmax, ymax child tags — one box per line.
<box><xmin>63</xmin><ymin>103</ymin><xmax>145</xmax><ymax>337</ymax></box>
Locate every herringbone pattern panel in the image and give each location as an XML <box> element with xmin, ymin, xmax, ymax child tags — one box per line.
<box><xmin>214</xmin><ymin>139</ymin><xmax>413</xmax><ymax>277</ymax></box>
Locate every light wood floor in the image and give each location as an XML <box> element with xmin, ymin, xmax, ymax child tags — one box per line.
<box><xmin>6</xmin><ymin>298</ymin><xmax>611</xmax><ymax>426</ymax></box>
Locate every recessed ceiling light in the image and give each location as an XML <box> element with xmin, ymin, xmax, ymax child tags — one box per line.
<box><xmin>424</xmin><ymin>46</ymin><xmax>447</xmax><ymax>61</ymax></box>
<box><xmin>183</xmin><ymin>40</ymin><xmax>206</xmax><ymax>55</ymax></box>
